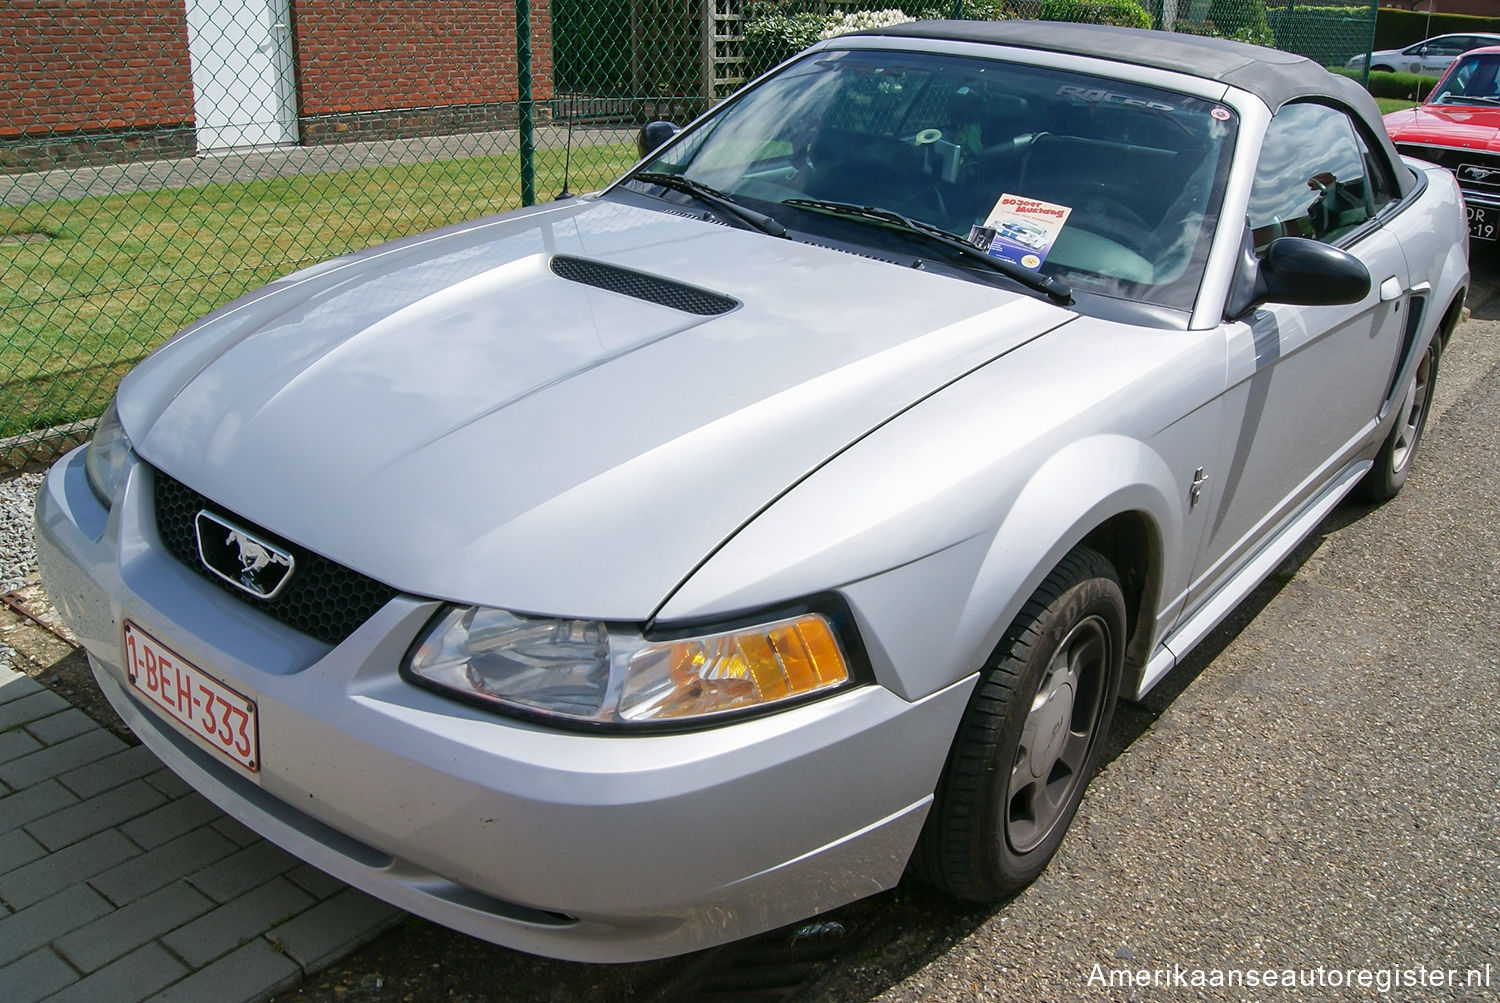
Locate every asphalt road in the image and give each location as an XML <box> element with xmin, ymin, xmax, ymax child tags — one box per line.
<box><xmin>277</xmin><ymin>256</ymin><xmax>1500</xmax><ymax>1003</ymax></box>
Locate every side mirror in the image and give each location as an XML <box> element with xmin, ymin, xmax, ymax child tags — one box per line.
<box><xmin>637</xmin><ymin>120</ymin><xmax>680</xmax><ymax>159</ymax></box>
<box><xmin>1225</xmin><ymin>234</ymin><xmax>1371</xmax><ymax>319</ymax></box>
<box><xmin>1261</xmin><ymin>237</ymin><xmax>1371</xmax><ymax>306</ymax></box>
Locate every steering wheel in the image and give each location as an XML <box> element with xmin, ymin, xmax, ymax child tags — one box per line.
<box><xmin>1307</xmin><ymin>173</ymin><xmax>1365</xmax><ymax>239</ymax></box>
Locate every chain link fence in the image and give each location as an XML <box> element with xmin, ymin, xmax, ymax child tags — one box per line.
<box><xmin>2</xmin><ymin>0</ymin><xmax>1379</xmax><ymax>470</ymax></box>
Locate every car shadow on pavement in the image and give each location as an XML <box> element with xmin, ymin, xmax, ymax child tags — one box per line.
<box><xmin>1103</xmin><ymin>497</ymin><xmax>1374</xmax><ymax>767</ymax></box>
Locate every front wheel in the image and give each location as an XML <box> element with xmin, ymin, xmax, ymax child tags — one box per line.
<box><xmin>1354</xmin><ymin>338</ymin><xmax>1439</xmax><ymax>503</ymax></box>
<box><xmin>913</xmin><ymin>547</ymin><xmax>1125</xmax><ymax>901</ymax></box>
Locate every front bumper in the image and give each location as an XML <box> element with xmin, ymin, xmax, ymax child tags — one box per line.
<box><xmin>1393</xmin><ymin>143</ymin><xmax>1500</xmax><ymax>239</ymax></box>
<box><xmin>35</xmin><ymin>446</ymin><xmax>970</xmax><ymax>962</ymax></box>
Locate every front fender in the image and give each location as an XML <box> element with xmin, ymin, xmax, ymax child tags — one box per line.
<box><xmin>656</xmin><ymin>311</ymin><xmax>1224</xmax><ymax>701</ymax></box>
<box><xmin>949</xmin><ymin>435</ymin><xmax>1180</xmax><ymax>698</ymax></box>
<box><xmin>657</xmin><ymin>379</ymin><xmax>1198</xmax><ymax>704</ymax></box>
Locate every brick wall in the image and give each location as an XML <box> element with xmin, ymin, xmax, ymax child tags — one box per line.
<box><xmin>2</xmin><ymin>0</ymin><xmax>560</xmax><ymax>168</ymax></box>
<box><xmin>0</xmin><ymin>0</ymin><xmax>196</xmax><ymax>172</ymax></box>
<box><xmin>0</xmin><ymin>1</ymin><xmax>195</xmax><ymax>138</ymax></box>
<box><xmin>292</xmin><ymin>0</ymin><xmax>555</xmax><ymax>143</ymax></box>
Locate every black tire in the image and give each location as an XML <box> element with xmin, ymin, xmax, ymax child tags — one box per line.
<box><xmin>1372</xmin><ymin>64</ymin><xmax>1396</xmax><ymax>73</ymax></box>
<box><xmin>1354</xmin><ymin>338</ymin><xmax>1439</xmax><ymax>503</ymax></box>
<box><xmin>913</xmin><ymin>547</ymin><xmax>1125</xmax><ymax>901</ymax></box>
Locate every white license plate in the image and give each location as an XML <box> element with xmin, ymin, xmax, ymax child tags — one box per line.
<box><xmin>1467</xmin><ymin>204</ymin><xmax>1496</xmax><ymax>241</ymax></box>
<box><xmin>124</xmin><ymin>620</ymin><xmax>260</xmax><ymax>775</ymax></box>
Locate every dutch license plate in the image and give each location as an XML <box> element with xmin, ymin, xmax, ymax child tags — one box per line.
<box><xmin>123</xmin><ymin>620</ymin><xmax>260</xmax><ymax>774</ymax></box>
<box><xmin>1467</xmin><ymin>204</ymin><xmax>1496</xmax><ymax>242</ymax></box>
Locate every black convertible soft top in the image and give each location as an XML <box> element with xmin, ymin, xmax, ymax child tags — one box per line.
<box><xmin>855</xmin><ymin>21</ymin><xmax>1412</xmax><ymax>194</ymax></box>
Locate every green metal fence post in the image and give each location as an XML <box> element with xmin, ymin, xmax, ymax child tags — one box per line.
<box><xmin>517</xmin><ymin>0</ymin><xmax>536</xmax><ymax>207</ymax></box>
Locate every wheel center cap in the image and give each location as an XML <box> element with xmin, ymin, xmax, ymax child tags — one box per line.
<box><xmin>1031</xmin><ymin>681</ymin><xmax>1074</xmax><ymax>779</ymax></box>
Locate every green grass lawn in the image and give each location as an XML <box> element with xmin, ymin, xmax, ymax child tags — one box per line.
<box><xmin>0</xmin><ymin>112</ymin><xmax>1433</xmax><ymax>443</ymax></box>
<box><xmin>0</xmin><ymin>140</ymin><xmax>637</xmax><ymax>440</ymax></box>
<box><xmin>1376</xmin><ymin>98</ymin><xmax>1419</xmax><ymax>114</ymax></box>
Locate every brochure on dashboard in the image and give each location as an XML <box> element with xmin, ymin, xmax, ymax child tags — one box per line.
<box><xmin>968</xmin><ymin>194</ymin><xmax>1072</xmax><ymax>270</ymax></box>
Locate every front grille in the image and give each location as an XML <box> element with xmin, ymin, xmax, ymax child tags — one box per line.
<box><xmin>1396</xmin><ymin>144</ymin><xmax>1500</xmax><ymax>195</ymax></box>
<box><xmin>153</xmin><ymin>471</ymin><xmax>399</xmax><ymax>646</ymax></box>
<box><xmin>550</xmin><ymin>255</ymin><xmax>738</xmax><ymax>316</ymax></box>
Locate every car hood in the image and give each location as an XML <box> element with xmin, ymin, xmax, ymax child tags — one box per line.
<box><xmin>123</xmin><ymin>196</ymin><xmax>1071</xmax><ymax>620</ymax></box>
<box><xmin>1385</xmin><ymin>104</ymin><xmax>1500</xmax><ymax>150</ymax></box>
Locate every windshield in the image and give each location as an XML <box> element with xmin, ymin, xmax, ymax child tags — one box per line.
<box><xmin>1430</xmin><ymin>53</ymin><xmax>1500</xmax><ymax>105</ymax></box>
<box><xmin>636</xmin><ymin>48</ymin><xmax>1237</xmax><ymax>311</ymax></box>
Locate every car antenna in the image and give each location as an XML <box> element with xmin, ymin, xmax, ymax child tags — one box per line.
<box><xmin>1419</xmin><ymin>5</ymin><xmax>1436</xmax><ymax>101</ymax></box>
<box><xmin>556</xmin><ymin>90</ymin><xmax>575</xmax><ymax>200</ymax></box>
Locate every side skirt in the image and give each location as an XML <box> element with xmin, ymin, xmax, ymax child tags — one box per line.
<box><xmin>1136</xmin><ymin>458</ymin><xmax>1371</xmax><ymax>699</ymax></box>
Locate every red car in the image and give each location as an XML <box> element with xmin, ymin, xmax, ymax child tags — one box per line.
<box><xmin>1385</xmin><ymin>44</ymin><xmax>1500</xmax><ymax>242</ymax></box>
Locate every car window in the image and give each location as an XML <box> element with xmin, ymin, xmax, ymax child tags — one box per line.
<box><xmin>1429</xmin><ymin>53</ymin><xmax>1500</xmax><ymax>104</ymax></box>
<box><xmin>1247</xmin><ymin>102</ymin><xmax>1392</xmax><ymax>253</ymax></box>
<box><xmin>642</xmin><ymin>49</ymin><xmax>1237</xmax><ymax>311</ymax></box>
<box><xmin>1425</xmin><ymin>37</ymin><xmax>1467</xmax><ymax>56</ymax></box>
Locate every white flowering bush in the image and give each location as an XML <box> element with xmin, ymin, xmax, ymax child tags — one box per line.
<box><xmin>745</xmin><ymin>3</ymin><xmax>1005</xmax><ymax>77</ymax></box>
<box><xmin>819</xmin><ymin>9</ymin><xmax>918</xmax><ymax>39</ymax></box>
<box><xmin>745</xmin><ymin>12</ymin><xmax>833</xmax><ymax>76</ymax></box>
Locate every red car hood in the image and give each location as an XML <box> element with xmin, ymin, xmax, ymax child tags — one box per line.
<box><xmin>1385</xmin><ymin>103</ymin><xmax>1500</xmax><ymax>151</ymax></box>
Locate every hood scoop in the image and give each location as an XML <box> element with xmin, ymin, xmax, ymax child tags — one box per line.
<box><xmin>549</xmin><ymin>255</ymin><xmax>738</xmax><ymax>316</ymax></box>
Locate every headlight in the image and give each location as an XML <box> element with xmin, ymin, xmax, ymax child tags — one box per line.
<box><xmin>85</xmin><ymin>399</ymin><xmax>134</xmax><ymax>506</ymax></box>
<box><xmin>404</xmin><ymin>604</ymin><xmax>855</xmax><ymax>727</ymax></box>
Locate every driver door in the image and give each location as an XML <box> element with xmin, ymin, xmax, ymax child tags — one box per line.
<box><xmin>1184</xmin><ymin>101</ymin><xmax>1411</xmax><ymax>613</ymax></box>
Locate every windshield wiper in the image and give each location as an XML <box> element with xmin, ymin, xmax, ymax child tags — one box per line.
<box><xmin>781</xmin><ymin>197</ymin><xmax>1073</xmax><ymax>305</ymax></box>
<box><xmin>632</xmin><ymin>172</ymin><xmax>788</xmax><ymax>238</ymax></box>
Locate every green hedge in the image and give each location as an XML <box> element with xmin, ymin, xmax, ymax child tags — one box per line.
<box><xmin>553</xmin><ymin>0</ymin><xmax>631</xmax><ymax>93</ymax></box>
<box><xmin>1170</xmin><ymin>8</ymin><xmax>1272</xmax><ymax>48</ymax></box>
<box><xmin>744</xmin><ymin>12</ymin><xmax>829</xmax><ymax>79</ymax></box>
<box><xmin>946</xmin><ymin>0</ymin><xmax>1006</xmax><ymax>16</ymax></box>
<box><xmin>1040</xmin><ymin>0</ymin><xmax>1151</xmax><ymax>29</ymax></box>
<box><xmin>554</xmin><ymin>0</ymin><xmax>702</xmax><ymax>97</ymax></box>
<box><xmin>1329</xmin><ymin>66</ymin><xmax>1440</xmax><ymax>101</ymax></box>
<box><xmin>1374</xmin><ymin>9</ymin><xmax>1500</xmax><ymax>52</ymax></box>
<box><xmin>1268</xmin><ymin>7</ymin><xmax>1375</xmax><ymax>67</ymax></box>
<box><xmin>1204</xmin><ymin>0</ymin><xmax>1272</xmax><ymax>46</ymax></box>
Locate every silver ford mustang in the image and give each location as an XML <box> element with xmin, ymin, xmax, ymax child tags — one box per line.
<box><xmin>35</xmin><ymin>22</ymin><xmax>1468</xmax><ymax>962</ymax></box>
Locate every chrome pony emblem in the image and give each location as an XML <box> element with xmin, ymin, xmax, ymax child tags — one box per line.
<box><xmin>195</xmin><ymin>511</ymin><xmax>295</xmax><ymax>599</ymax></box>
<box><xmin>1458</xmin><ymin>164</ymin><xmax>1500</xmax><ymax>184</ymax></box>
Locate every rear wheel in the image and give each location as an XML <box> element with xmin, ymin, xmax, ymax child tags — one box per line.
<box><xmin>1354</xmin><ymin>338</ymin><xmax>1439</xmax><ymax>503</ymax></box>
<box><xmin>914</xmin><ymin>547</ymin><xmax>1125</xmax><ymax>901</ymax></box>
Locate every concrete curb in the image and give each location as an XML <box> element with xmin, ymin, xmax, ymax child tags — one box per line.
<box><xmin>0</xmin><ymin>422</ymin><xmax>96</xmax><ymax>475</ymax></box>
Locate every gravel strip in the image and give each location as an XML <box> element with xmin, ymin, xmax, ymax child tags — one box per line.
<box><xmin>0</xmin><ymin>471</ymin><xmax>45</xmax><ymax>669</ymax></box>
<box><xmin>1</xmin><ymin>471</ymin><xmax>45</xmax><ymax>595</ymax></box>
